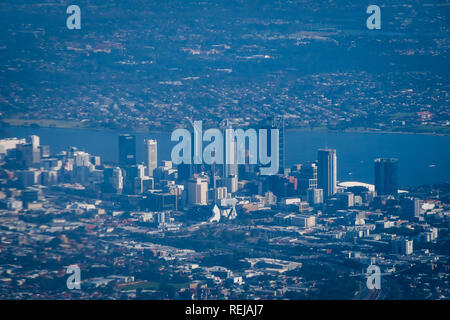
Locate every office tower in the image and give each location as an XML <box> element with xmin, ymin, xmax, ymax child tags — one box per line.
<box><xmin>291</xmin><ymin>215</ymin><xmax>316</xmax><ymax>228</ymax></box>
<box><xmin>16</xmin><ymin>169</ymin><xmax>40</xmax><ymax>188</ymax></box>
<box><xmin>297</xmin><ymin>162</ymin><xmax>318</xmax><ymax>195</ymax></box>
<box><xmin>41</xmin><ymin>170</ymin><xmax>58</xmax><ymax>186</ymax></box>
<box><xmin>17</xmin><ymin>143</ymin><xmax>40</xmax><ymax>168</ymax></box>
<box><xmin>145</xmin><ymin>191</ymin><xmax>177</xmax><ymax>211</ymax></box>
<box><xmin>40</xmin><ymin>145</ymin><xmax>50</xmax><ymax>158</ymax></box>
<box><xmin>28</xmin><ymin>135</ymin><xmax>40</xmax><ymax>149</ymax></box>
<box><xmin>392</xmin><ymin>238</ymin><xmax>413</xmax><ymax>255</ymax></box>
<box><xmin>0</xmin><ymin>138</ymin><xmax>26</xmax><ymax>156</ymax></box>
<box><xmin>272</xmin><ymin>116</ymin><xmax>285</xmax><ymax>174</ymax></box>
<box><xmin>123</xmin><ymin>164</ymin><xmax>145</xmax><ymax>194</ymax></box>
<box><xmin>118</xmin><ymin>134</ymin><xmax>136</xmax><ymax>166</ymax></box>
<box><xmin>268</xmin><ymin>175</ymin><xmax>297</xmax><ymax>198</ymax></box>
<box><xmin>73</xmin><ymin>151</ymin><xmax>92</xmax><ymax>184</ymax></box>
<box><xmin>317</xmin><ymin>149</ymin><xmax>337</xmax><ymax>198</ymax></box>
<box><xmin>111</xmin><ymin>167</ymin><xmax>124</xmax><ymax>193</ymax></box>
<box><xmin>400</xmin><ymin>197</ymin><xmax>422</xmax><ymax>219</ymax></box>
<box><xmin>74</xmin><ymin>151</ymin><xmax>91</xmax><ymax>167</ymax></box>
<box><xmin>187</xmin><ymin>177</ymin><xmax>208</xmax><ymax>205</ymax></box>
<box><xmin>307</xmin><ymin>188</ymin><xmax>323</xmax><ymax>206</ymax></box>
<box><xmin>142</xmin><ymin>177</ymin><xmax>154</xmax><ymax>191</ymax></box>
<box><xmin>103</xmin><ymin>167</ymin><xmax>123</xmax><ymax>193</ymax></box>
<box><xmin>374</xmin><ymin>158</ymin><xmax>398</xmax><ymax>196</ymax></box>
<box><xmin>90</xmin><ymin>156</ymin><xmax>101</xmax><ymax>166</ymax></box>
<box><xmin>144</xmin><ymin>139</ymin><xmax>157</xmax><ymax>177</ymax></box>
<box><xmin>337</xmin><ymin>192</ymin><xmax>354</xmax><ymax>209</ymax></box>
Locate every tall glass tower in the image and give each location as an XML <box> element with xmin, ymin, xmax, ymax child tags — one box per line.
<box><xmin>118</xmin><ymin>134</ymin><xmax>136</xmax><ymax>166</ymax></box>
<box><xmin>318</xmin><ymin>148</ymin><xmax>337</xmax><ymax>198</ymax></box>
<box><xmin>374</xmin><ymin>158</ymin><xmax>398</xmax><ymax>196</ymax></box>
<box><xmin>144</xmin><ymin>139</ymin><xmax>158</xmax><ymax>177</ymax></box>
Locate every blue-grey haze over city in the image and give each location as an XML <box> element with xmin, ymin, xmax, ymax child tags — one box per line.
<box><xmin>0</xmin><ymin>0</ymin><xmax>449</xmax><ymax>301</ymax></box>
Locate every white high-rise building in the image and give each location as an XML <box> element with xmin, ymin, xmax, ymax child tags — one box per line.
<box><xmin>74</xmin><ymin>151</ymin><xmax>91</xmax><ymax>167</ymax></box>
<box><xmin>112</xmin><ymin>167</ymin><xmax>123</xmax><ymax>192</ymax></box>
<box><xmin>0</xmin><ymin>138</ymin><xmax>26</xmax><ymax>156</ymax></box>
<box><xmin>29</xmin><ymin>135</ymin><xmax>40</xmax><ymax>149</ymax></box>
<box><xmin>307</xmin><ymin>188</ymin><xmax>323</xmax><ymax>205</ymax></box>
<box><xmin>144</xmin><ymin>139</ymin><xmax>158</xmax><ymax>177</ymax></box>
<box><xmin>292</xmin><ymin>215</ymin><xmax>316</xmax><ymax>228</ymax></box>
<box><xmin>392</xmin><ymin>238</ymin><xmax>413</xmax><ymax>255</ymax></box>
<box><xmin>318</xmin><ymin>149</ymin><xmax>337</xmax><ymax>198</ymax></box>
<box><xmin>188</xmin><ymin>177</ymin><xmax>208</xmax><ymax>205</ymax></box>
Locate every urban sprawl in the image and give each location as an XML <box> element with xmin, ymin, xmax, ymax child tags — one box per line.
<box><xmin>0</xmin><ymin>125</ymin><xmax>449</xmax><ymax>300</ymax></box>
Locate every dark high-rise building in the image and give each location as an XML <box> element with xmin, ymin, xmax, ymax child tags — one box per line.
<box><xmin>123</xmin><ymin>164</ymin><xmax>145</xmax><ymax>194</ymax></box>
<box><xmin>118</xmin><ymin>134</ymin><xmax>136</xmax><ymax>166</ymax></box>
<box><xmin>270</xmin><ymin>116</ymin><xmax>285</xmax><ymax>174</ymax></box>
<box><xmin>145</xmin><ymin>191</ymin><xmax>177</xmax><ymax>211</ymax></box>
<box><xmin>295</xmin><ymin>162</ymin><xmax>318</xmax><ymax>195</ymax></box>
<box><xmin>16</xmin><ymin>143</ymin><xmax>40</xmax><ymax>168</ymax></box>
<box><xmin>318</xmin><ymin>149</ymin><xmax>337</xmax><ymax>198</ymax></box>
<box><xmin>400</xmin><ymin>197</ymin><xmax>421</xmax><ymax>219</ymax></box>
<box><xmin>374</xmin><ymin>158</ymin><xmax>398</xmax><ymax>196</ymax></box>
<box><xmin>144</xmin><ymin>139</ymin><xmax>157</xmax><ymax>177</ymax></box>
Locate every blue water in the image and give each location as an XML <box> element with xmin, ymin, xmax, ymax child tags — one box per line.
<box><xmin>1</xmin><ymin>126</ymin><xmax>449</xmax><ymax>187</ymax></box>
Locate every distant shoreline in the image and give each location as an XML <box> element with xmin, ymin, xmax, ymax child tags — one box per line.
<box><xmin>1</xmin><ymin>118</ymin><xmax>449</xmax><ymax>137</ymax></box>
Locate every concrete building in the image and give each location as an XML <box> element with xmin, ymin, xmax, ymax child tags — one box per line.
<box><xmin>188</xmin><ymin>177</ymin><xmax>208</xmax><ymax>205</ymax></box>
<box><xmin>144</xmin><ymin>139</ymin><xmax>158</xmax><ymax>177</ymax></box>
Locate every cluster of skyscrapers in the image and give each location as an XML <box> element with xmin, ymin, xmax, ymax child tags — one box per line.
<box><xmin>0</xmin><ymin>130</ymin><xmax>402</xmax><ymax>216</ymax></box>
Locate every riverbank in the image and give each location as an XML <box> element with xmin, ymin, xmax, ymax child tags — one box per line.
<box><xmin>2</xmin><ymin>118</ymin><xmax>450</xmax><ymax>137</ymax></box>
<box><xmin>2</xmin><ymin>124</ymin><xmax>449</xmax><ymax>187</ymax></box>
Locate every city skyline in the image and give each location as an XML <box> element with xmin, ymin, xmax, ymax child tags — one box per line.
<box><xmin>0</xmin><ymin>0</ymin><xmax>448</xmax><ymax>303</ymax></box>
<box><xmin>0</xmin><ymin>130</ymin><xmax>447</xmax><ymax>300</ymax></box>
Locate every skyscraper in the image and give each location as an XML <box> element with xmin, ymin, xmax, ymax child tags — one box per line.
<box><xmin>400</xmin><ymin>197</ymin><xmax>421</xmax><ymax>219</ymax></box>
<box><xmin>123</xmin><ymin>164</ymin><xmax>145</xmax><ymax>194</ymax></box>
<box><xmin>222</xmin><ymin>120</ymin><xmax>238</xmax><ymax>178</ymax></box>
<box><xmin>317</xmin><ymin>149</ymin><xmax>337</xmax><ymax>198</ymax></box>
<box><xmin>144</xmin><ymin>139</ymin><xmax>157</xmax><ymax>177</ymax></box>
<box><xmin>296</xmin><ymin>162</ymin><xmax>318</xmax><ymax>195</ymax></box>
<box><xmin>103</xmin><ymin>167</ymin><xmax>123</xmax><ymax>193</ymax></box>
<box><xmin>392</xmin><ymin>237</ymin><xmax>413</xmax><ymax>255</ymax></box>
<box><xmin>307</xmin><ymin>188</ymin><xmax>323</xmax><ymax>206</ymax></box>
<box><xmin>16</xmin><ymin>143</ymin><xmax>40</xmax><ymax>168</ymax></box>
<box><xmin>272</xmin><ymin>115</ymin><xmax>285</xmax><ymax>174</ymax></box>
<box><xmin>118</xmin><ymin>134</ymin><xmax>136</xmax><ymax>166</ymax></box>
<box><xmin>374</xmin><ymin>158</ymin><xmax>398</xmax><ymax>196</ymax></box>
<box><xmin>187</xmin><ymin>177</ymin><xmax>209</xmax><ymax>205</ymax></box>
<box><xmin>28</xmin><ymin>135</ymin><xmax>40</xmax><ymax>149</ymax></box>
